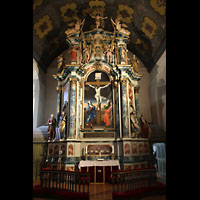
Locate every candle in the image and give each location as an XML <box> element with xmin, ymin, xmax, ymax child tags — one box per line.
<box><xmin>85</xmin><ymin>146</ymin><xmax>87</xmax><ymax>154</ymax></box>
<box><xmin>112</xmin><ymin>145</ymin><xmax>114</xmax><ymax>153</ymax></box>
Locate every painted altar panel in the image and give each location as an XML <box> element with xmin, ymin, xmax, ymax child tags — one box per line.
<box><xmin>83</xmin><ymin>70</ymin><xmax>114</xmax><ymax>129</ymax></box>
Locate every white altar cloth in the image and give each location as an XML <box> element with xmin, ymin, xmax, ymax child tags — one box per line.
<box><xmin>78</xmin><ymin>160</ymin><xmax>120</xmax><ymax>169</ymax></box>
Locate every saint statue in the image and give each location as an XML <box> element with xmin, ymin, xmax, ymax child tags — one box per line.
<box><xmin>111</xmin><ymin>18</ymin><xmax>130</xmax><ymax>36</ymax></box>
<box><xmin>131</xmin><ymin>54</ymin><xmax>139</xmax><ymax>74</ymax></box>
<box><xmin>57</xmin><ymin>54</ymin><xmax>65</xmax><ymax>73</ymax></box>
<box><xmin>47</xmin><ymin>114</ymin><xmax>56</xmax><ymax>141</ymax></box>
<box><xmin>139</xmin><ymin>113</ymin><xmax>151</xmax><ymax>138</ymax></box>
<box><xmin>104</xmin><ymin>44</ymin><xmax>114</xmax><ymax>63</ymax></box>
<box><xmin>59</xmin><ymin>111</ymin><xmax>67</xmax><ymax>140</ymax></box>
<box><xmin>88</xmin><ymin>83</ymin><xmax>111</xmax><ymax>110</ymax></box>
<box><xmin>118</xmin><ymin>43</ymin><xmax>128</xmax><ymax>64</ymax></box>
<box><xmin>86</xmin><ymin>101</ymin><xmax>96</xmax><ymax>128</ymax></box>
<box><xmin>104</xmin><ymin>100</ymin><xmax>112</xmax><ymax>126</ymax></box>
<box><xmin>82</xmin><ymin>45</ymin><xmax>91</xmax><ymax>64</ymax></box>
<box><xmin>129</xmin><ymin>105</ymin><xmax>141</xmax><ymax>137</ymax></box>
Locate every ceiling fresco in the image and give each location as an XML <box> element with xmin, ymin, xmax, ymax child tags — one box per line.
<box><xmin>33</xmin><ymin>0</ymin><xmax>166</xmax><ymax>72</ymax></box>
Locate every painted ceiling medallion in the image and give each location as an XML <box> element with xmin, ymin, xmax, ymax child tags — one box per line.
<box><xmin>150</xmin><ymin>0</ymin><xmax>166</xmax><ymax>16</ymax></box>
<box><xmin>117</xmin><ymin>4</ymin><xmax>134</xmax><ymax>23</ymax></box>
<box><xmin>34</xmin><ymin>15</ymin><xmax>53</xmax><ymax>39</ymax></box>
<box><xmin>60</xmin><ymin>3</ymin><xmax>78</xmax><ymax>22</ymax></box>
<box><xmin>33</xmin><ymin>0</ymin><xmax>43</xmax><ymax>10</ymax></box>
<box><xmin>141</xmin><ymin>16</ymin><xmax>157</xmax><ymax>40</ymax></box>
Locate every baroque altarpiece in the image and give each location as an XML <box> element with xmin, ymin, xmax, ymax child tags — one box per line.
<box><xmin>46</xmin><ymin>15</ymin><xmax>153</xmax><ymax>178</ymax></box>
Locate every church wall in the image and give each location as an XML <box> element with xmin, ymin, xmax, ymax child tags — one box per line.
<box><xmin>149</xmin><ymin>50</ymin><xmax>166</xmax><ymax>131</ymax></box>
<box><xmin>33</xmin><ymin>59</ymin><xmax>46</xmax><ymax>128</ymax></box>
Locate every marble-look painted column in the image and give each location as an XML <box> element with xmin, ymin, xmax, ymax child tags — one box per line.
<box><xmin>134</xmin><ymin>86</ymin><xmax>140</xmax><ymax>118</ymax></box>
<box><xmin>56</xmin><ymin>86</ymin><xmax>62</xmax><ymax>123</ymax></box>
<box><xmin>76</xmin><ymin>81</ymin><xmax>82</xmax><ymax>139</ymax></box>
<box><xmin>121</xmin><ymin>78</ymin><xmax>129</xmax><ymax>138</ymax></box>
<box><xmin>68</xmin><ymin>78</ymin><xmax>77</xmax><ymax>139</ymax></box>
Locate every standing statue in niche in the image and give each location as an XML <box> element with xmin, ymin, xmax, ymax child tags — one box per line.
<box><xmin>104</xmin><ymin>44</ymin><xmax>114</xmax><ymax>63</ymax></box>
<box><xmin>139</xmin><ymin>113</ymin><xmax>151</xmax><ymax>138</ymax></box>
<box><xmin>86</xmin><ymin>101</ymin><xmax>96</xmax><ymax>128</ymax></box>
<box><xmin>129</xmin><ymin>105</ymin><xmax>141</xmax><ymax>137</ymax></box>
<box><xmin>82</xmin><ymin>45</ymin><xmax>91</xmax><ymax>64</ymax></box>
<box><xmin>131</xmin><ymin>54</ymin><xmax>140</xmax><ymax>74</ymax></box>
<box><xmin>47</xmin><ymin>114</ymin><xmax>56</xmax><ymax>141</ymax></box>
<box><xmin>104</xmin><ymin>100</ymin><xmax>112</xmax><ymax>126</ymax></box>
<box><xmin>88</xmin><ymin>83</ymin><xmax>111</xmax><ymax>110</ymax></box>
<box><xmin>57</xmin><ymin>54</ymin><xmax>65</xmax><ymax>73</ymax></box>
<box><xmin>118</xmin><ymin>43</ymin><xmax>128</xmax><ymax>64</ymax></box>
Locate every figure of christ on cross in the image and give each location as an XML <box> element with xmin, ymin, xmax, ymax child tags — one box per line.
<box><xmin>85</xmin><ymin>79</ymin><xmax>111</xmax><ymax>124</ymax></box>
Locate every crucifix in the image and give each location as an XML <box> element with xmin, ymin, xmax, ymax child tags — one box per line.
<box><xmin>85</xmin><ymin>73</ymin><xmax>111</xmax><ymax>124</ymax></box>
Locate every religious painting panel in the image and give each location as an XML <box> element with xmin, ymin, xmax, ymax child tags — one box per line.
<box><xmin>138</xmin><ymin>143</ymin><xmax>144</xmax><ymax>154</ymax></box>
<box><xmin>66</xmin><ymin>165</ymin><xmax>74</xmax><ymax>171</ymax></box>
<box><xmin>61</xmin><ymin>144</ymin><xmax>66</xmax><ymax>156</ymax></box>
<box><xmin>67</xmin><ymin>144</ymin><xmax>74</xmax><ymax>156</ymax></box>
<box><xmin>54</xmin><ymin>145</ymin><xmax>59</xmax><ymax>156</ymax></box>
<box><xmin>83</xmin><ymin>70</ymin><xmax>114</xmax><ymax>129</ymax></box>
<box><xmin>124</xmin><ymin>164</ymin><xmax>132</xmax><ymax>171</ymax></box>
<box><xmin>124</xmin><ymin>143</ymin><xmax>130</xmax><ymax>155</ymax></box>
<box><xmin>144</xmin><ymin>143</ymin><xmax>149</xmax><ymax>154</ymax></box>
<box><xmin>133</xmin><ymin>163</ymin><xmax>140</xmax><ymax>169</ymax></box>
<box><xmin>48</xmin><ymin>144</ymin><xmax>53</xmax><ymax>156</ymax></box>
<box><xmin>132</xmin><ymin>143</ymin><xmax>137</xmax><ymax>155</ymax></box>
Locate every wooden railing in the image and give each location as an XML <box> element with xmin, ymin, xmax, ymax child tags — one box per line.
<box><xmin>40</xmin><ymin>169</ymin><xmax>90</xmax><ymax>193</ymax></box>
<box><xmin>111</xmin><ymin>168</ymin><xmax>157</xmax><ymax>193</ymax></box>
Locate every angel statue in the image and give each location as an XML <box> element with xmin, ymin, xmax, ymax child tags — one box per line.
<box><xmin>111</xmin><ymin>18</ymin><xmax>130</xmax><ymax>36</ymax></box>
<box><xmin>90</xmin><ymin>9</ymin><xmax>108</xmax><ymax>29</ymax></box>
<box><xmin>65</xmin><ymin>18</ymin><xmax>85</xmax><ymax>36</ymax></box>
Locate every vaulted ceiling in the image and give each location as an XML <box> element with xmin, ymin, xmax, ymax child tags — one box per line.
<box><xmin>33</xmin><ymin>0</ymin><xmax>166</xmax><ymax>73</ymax></box>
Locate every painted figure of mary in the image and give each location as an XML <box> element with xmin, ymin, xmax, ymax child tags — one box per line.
<box><xmin>86</xmin><ymin>101</ymin><xmax>96</xmax><ymax>127</ymax></box>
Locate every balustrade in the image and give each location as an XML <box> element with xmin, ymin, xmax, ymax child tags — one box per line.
<box><xmin>40</xmin><ymin>169</ymin><xmax>90</xmax><ymax>193</ymax></box>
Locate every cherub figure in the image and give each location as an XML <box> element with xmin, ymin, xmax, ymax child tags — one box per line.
<box><xmin>90</xmin><ymin>10</ymin><xmax>108</xmax><ymax>29</ymax></box>
<box><xmin>111</xmin><ymin>18</ymin><xmax>130</xmax><ymax>36</ymax></box>
<box><xmin>65</xmin><ymin>18</ymin><xmax>85</xmax><ymax>36</ymax></box>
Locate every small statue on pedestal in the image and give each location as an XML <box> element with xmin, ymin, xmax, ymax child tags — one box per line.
<box><xmin>47</xmin><ymin>114</ymin><xmax>56</xmax><ymax>141</ymax></box>
<box><xmin>130</xmin><ymin>105</ymin><xmax>141</xmax><ymax>138</ymax></box>
<box><xmin>104</xmin><ymin>44</ymin><xmax>114</xmax><ymax>63</ymax></box>
<box><xmin>139</xmin><ymin>113</ymin><xmax>151</xmax><ymax>138</ymax></box>
<box><xmin>131</xmin><ymin>54</ymin><xmax>140</xmax><ymax>74</ymax></box>
<box><xmin>59</xmin><ymin>111</ymin><xmax>67</xmax><ymax>141</ymax></box>
<box><xmin>57</xmin><ymin>54</ymin><xmax>65</xmax><ymax>73</ymax></box>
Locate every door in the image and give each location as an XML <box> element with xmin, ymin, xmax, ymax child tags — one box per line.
<box><xmin>96</xmin><ymin>166</ymin><xmax>103</xmax><ymax>183</ymax></box>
